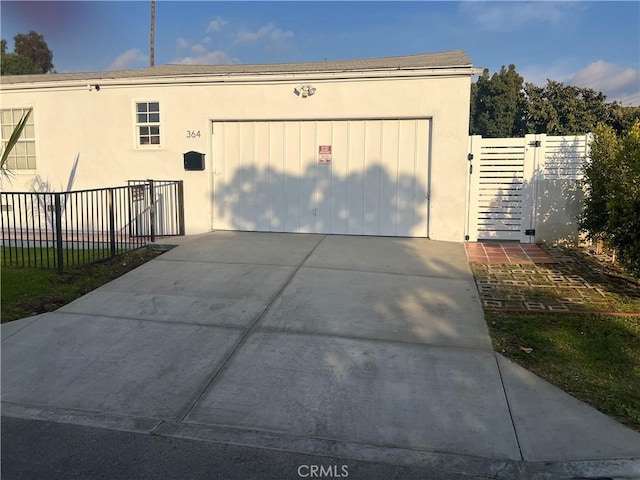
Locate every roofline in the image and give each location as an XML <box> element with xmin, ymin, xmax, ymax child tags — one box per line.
<box><xmin>0</xmin><ymin>50</ymin><xmax>474</xmax><ymax>89</ymax></box>
<box><xmin>0</xmin><ymin>68</ymin><xmax>475</xmax><ymax>93</ymax></box>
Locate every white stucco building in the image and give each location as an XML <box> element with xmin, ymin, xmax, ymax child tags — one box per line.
<box><xmin>0</xmin><ymin>50</ymin><xmax>476</xmax><ymax>241</ymax></box>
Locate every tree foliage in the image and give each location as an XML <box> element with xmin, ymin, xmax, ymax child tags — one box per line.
<box><xmin>469</xmin><ymin>64</ymin><xmax>636</xmax><ymax>138</ymax></box>
<box><xmin>1</xmin><ymin>31</ymin><xmax>54</xmax><ymax>75</ymax></box>
<box><xmin>525</xmin><ymin>81</ymin><xmax>608</xmax><ymax>135</ymax></box>
<box><xmin>605</xmin><ymin>104</ymin><xmax>640</xmax><ymax>137</ymax></box>
<box><xmin>581</xmin><ymin>121</ymin><xmax>640</xmax><ymax>277</ymax></box>
<box><xmin>470</xmin><ymin>65</ymin><xmax>526</xmax><ymax>137</ymax></box>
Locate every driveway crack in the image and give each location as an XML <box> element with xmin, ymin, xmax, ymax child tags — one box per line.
<box><xmin>176</xmin><ymin>235</ymin><xmax>328</xmax><ymax>422</ymax></box>
<box><xmin>493</xmin><ymin>353</ymin><xmax>525</xmax><ymax>462</ymax></box>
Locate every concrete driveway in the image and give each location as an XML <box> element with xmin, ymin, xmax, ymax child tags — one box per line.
<box><xmin>2</xmin><ymin>232</ymin><xmax>638</xmax><ymax>478</ymax></box>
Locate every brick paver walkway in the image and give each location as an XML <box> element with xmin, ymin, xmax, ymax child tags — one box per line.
<box><xmin>467</xmin><ymin>244</ymin><xmax>640</xmax><ymax>314</ymax></box>
<box><xmin>465</xmin><ymin>242</ymin><xmax>555</xmax><ymax>264</ymax></box>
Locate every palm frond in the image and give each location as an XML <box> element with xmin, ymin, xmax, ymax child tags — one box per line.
<box><xmin>1</xmin><ymin>108</ymin><xmax>33</xmax><ymax>177</ymax></box>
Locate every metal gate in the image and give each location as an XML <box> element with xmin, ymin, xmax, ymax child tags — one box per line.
<box><xmin>127</xmin><ymin>179</ymin><xmax>185</xmax><ymax>240</ymax></box>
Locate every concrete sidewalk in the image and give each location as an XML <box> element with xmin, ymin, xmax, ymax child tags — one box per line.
<box><xmin>2</xmin><ymin>232</ymin><xmax>639</xmax><ymax>479</ymax></box>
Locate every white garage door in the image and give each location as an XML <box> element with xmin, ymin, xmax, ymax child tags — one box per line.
<box><xmin>212</xmin><ymin>119</ymin><xmax>430</xmax><ymax>237</ymax></box>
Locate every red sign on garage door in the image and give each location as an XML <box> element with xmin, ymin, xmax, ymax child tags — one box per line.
<box><xmin>319</xmin><ymin>145</ymin><xmax>332</xmax><ymax>164</ymax></box>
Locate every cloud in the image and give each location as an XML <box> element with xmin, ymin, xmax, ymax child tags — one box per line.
<box><xmin>520</xmin><ymin>60</ymin><xmax>640</xmax><ymax>106</ymax></box>
<box><xmin>520</xmin><ymin>63</ymin><xmax>574</xmax><ymax>86</ymax></box>
<box><xmin>460</xmin><ymin>2</ymin><xmax>581</xmax><ymax>32</ymax></box>
<box><xmin>174</xmin><ymin>50</ymin><xmax>236</xmax><ymax>65</ymax></box>
<box><xmin>236</xmin><ymin>23</ymin><xmax>294</xmax><ymax>44</ymax></box>
<box><xmin>176</xmin><ymin>38</ymin><xmax>189</xmax><ymax>50</ymax></box>
<box><xmin>207</xmin><ymin>17</ymin><xmax>228</xmax><ymax>33</ymax></box>
<box><xmin>569</xmin><ymin>61</ymin><xmax>640</xmax><ymax>106</ymax></box>
<box><xmin>108</xmin><ymin>49</ymin><xmax>147</xmax><ymax>70</ymax></box>
<box><xmin>191</xmin><ymin>44</ymin><xmax>207</xmax><ymax>55</ymax></box>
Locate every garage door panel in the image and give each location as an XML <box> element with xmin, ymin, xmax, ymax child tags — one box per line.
<box><xmin>236</xmin><ymin>122</ymin><xmax>256</xmax><ymax>230</ymax></box>
<box><xmin>213</xmin><ymin>119</ymin><xmax>430</xmax><ymax>237</ymax></box>
<box><xmin>254</xmin><ymin>122</ymin><xmax>272</xmax><ymax>232</ymax></box>
<box><xmin>346</xmin><ymin>121</ymin><xmax>366</xmax><ymax>235</ymax></box>
<box><xmin>396</xmin><ymin>120</ymin><xmax>418</xmax><ymax>236</ymax></box>
<box><xmin>299</xmin><ymin>122</ymin><xmax>316</xmax><ymax>233</ymax></box>
<box><xmin>283</xmin><ymin>122</ymin><xmax>302</xmax><ymax>233</ymax></box>
<box><xmin>363</xmin><ymin>121</ymin><xmax>382</xmax><ymax>236</ymax></box>
<box><xmin>380</xmin><ymin>120</ymin><xmax>400</xmax><ymax>236</ymax></box>
<box><xmin>330</xmin><ymin>121</ymin><xmax>349</xmax><ymax>235</ymax></box>
<box><xmin>269</xmin><ymin>123</ymin><xmax>285</xmax><ymax>232</ymax></box>
<box><xmin>315</xmin><ymin>121</ymin><xmax>333</xmax><ymax>234</ymax></box>
<box><xmin>413</xmin><ymin>119</ymin><xmax>430</xmax><ymax>236</ymax></box>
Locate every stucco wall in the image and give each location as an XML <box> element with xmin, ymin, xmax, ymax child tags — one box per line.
<box><xmin>1</xmin><ymin>73</ymin><xmax>471</xmax><ymax>240</ymax></box>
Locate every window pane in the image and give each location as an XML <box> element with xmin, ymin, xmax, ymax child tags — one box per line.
<box><xmin>149</xmin><ymin>102</ymin><xmax>159</xmax><ymax>112</ymax></box>
<box><xmin>16</xmin><ymin>142</ymin><xmax>27</xmax><ymax>155</ymax></box>
<box><xmin>137</xmin><ymin>113</ymin><xmax>147</xmax><ymax>123</ymax></box>
<box><xmin>26</xmin><ymin>155</ymin><xmax>36</xmax><ymax>170</ymax></box>
<box><xmin>1</xmin><ymin>110</ymin><xmax>12</xmax><ymax>124</ymax></box>
<box><xmin>137</xmin><ymin>103</ymin><xmax>147</xmax><ymax>113</ymax></box>
<box><xmin>150</xmin><ymin>136</ymin><xmax>160</xmax><ymax>145</ymax></box>
<box><xmin>6</xmin><ymin>156</ymin><xmax>16</xmax><ymax>170</ymax></box>
<box><xmin>16</xmin><ymin>156</ymin><xmax>27</xmax><ymax>169</ymax></box>
<box><xmin>24</xmin><ymin>125</ymin><xmax>35</xmax><ymax>138</ymax></box>
<box><xmin>150</xmin><ymin>126</ymin><xmax>159</xmax><ymax>135</ymax></box>
<box><xmin>149</xmin><ymin>113</ymin><xmax>159</xmax><ymax>123</ymax></box>
<box><xmin>139</xmin><ymin>126</ymin><xmax>149</xmax><ymax>135</ymax></box>
<box><xmin>26</xmin><ymin>141</ymin><xmax>36</xmax><ymax>155</ymax></box>
<box><xmin>140</xmin><ymin>136</ymin><xmax>150</xmax><ymax>145</ymax></box>
<box><xmin>2</xmin><ymin>125</ymin><xmax>13</xmax><ymax>139</ymax></box>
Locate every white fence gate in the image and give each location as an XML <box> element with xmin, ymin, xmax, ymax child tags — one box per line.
<box><xmin>466</xmin><ymin>134</ymin><xmax>591</xmax><ymax>244</ymax></box>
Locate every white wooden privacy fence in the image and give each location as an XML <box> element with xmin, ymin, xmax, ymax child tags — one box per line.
<box><xmin>466</xmin><ymin>134</ymin><xmax>591</xmax><ymax>244</ymax></box>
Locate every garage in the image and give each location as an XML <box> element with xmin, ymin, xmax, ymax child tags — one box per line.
<box><xmin>212</xmin><ymin>118</ymin><xmax>431</xmax><ymax>237</ymax></box>
<box><xmin>1</xmin><ymin>50</ymin><xmax>474</xmax><ymax>241</ymax></box>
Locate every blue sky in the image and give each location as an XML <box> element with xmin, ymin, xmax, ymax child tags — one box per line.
<box><xmin>2</xmin><ymin>1</ymin><xmax>639</xmax><ymax>105</ymax></box>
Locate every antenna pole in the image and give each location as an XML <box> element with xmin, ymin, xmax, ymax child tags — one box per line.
<box><xmin>150</xmin><ymin>0</ymin><xmax>155</xmax><ymax>67</ymax></box>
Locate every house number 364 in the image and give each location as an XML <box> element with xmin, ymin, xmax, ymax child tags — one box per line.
<box><xmin>186</xmin><ymin>130</ymin><xmax>201</xmax><ymax>138</ymax></box>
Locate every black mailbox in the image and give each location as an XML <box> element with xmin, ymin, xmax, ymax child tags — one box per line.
<box><xmin>184</xmin><ymin>151</ymin><xmax>205</xmax><ymax>171</ymax></box>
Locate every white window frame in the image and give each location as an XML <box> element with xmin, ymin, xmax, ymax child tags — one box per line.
<box><xmin>134</xmin><ymin>101</ymin><xmax>161</xmax><ymax>148</ymax></box>
<box><xmin>0</xmin><ymin>107</ymin><xmax>37</xmax><ymax>172</ymax></box>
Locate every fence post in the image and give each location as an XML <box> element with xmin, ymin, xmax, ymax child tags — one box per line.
<box><xmin>108</xmin><ymin>188</ymin><xmax>116</xmax><ymax>258</ymax></box>
<box><xmin>177</xmin><ymin>180</ymin><xmax>185</xmax><ymax>236</ymax></box>
<box><xmin>54</xmin><ymin>193</ymin><xmax>64</xmax><ymax>273</ymax></box>
<box><xmin>148</xmin><ymin>179</ymin><xmax>156</xmax><ymax>242</ymax></box>
<box><xmin>466</xmin><ymin>135</ymin><xmax>482</xmax><ymax>242</ymax></box>
<box><xmin>520</xmin><ymin>134</ymin><xmax>540</xmax><ymax>244</ymax></box>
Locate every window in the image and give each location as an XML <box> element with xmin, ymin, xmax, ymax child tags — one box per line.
<box><xmin>135</xmin><ymin>102</ymin><xmax>160</xmax><ymax>147</ymax></box>
<box><xmin>0</xmin><ymin>108</ymin><xmax>36</xmax><ymax>170</ymax></box>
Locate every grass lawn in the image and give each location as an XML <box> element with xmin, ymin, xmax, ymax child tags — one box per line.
<box><xmin>487</xmin><ymin>311</ymin><xmax>640</xmax><ymax>432</ymax></box>
<box><xmin>1</xmin><ymin>247</ymin><xmax>162</xmax><ymax>323</ymax></box>
<box><xmin>2</xmin><ymin>246</ymin><xmax>117</xmax><ymax>269</ymax></box>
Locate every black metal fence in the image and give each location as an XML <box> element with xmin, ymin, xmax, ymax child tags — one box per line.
<box><xmin>1</xmin><ymin>180</ymin><xmax>184</xmax><ymax>272</ymax></box>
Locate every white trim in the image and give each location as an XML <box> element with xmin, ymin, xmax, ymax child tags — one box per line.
<box><xmin>132</xmin><ymin>100</ymin><xmax>162</xmax><ymax>150</ymax></box>
<box><xmin>0</xmin><ymin>68</ymin><xmax>476</xmax><ymax>93</ymax></box>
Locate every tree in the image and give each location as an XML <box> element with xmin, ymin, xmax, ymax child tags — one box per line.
<box><xmin>1</xmin><ymin>30</ymin><xmax>54</xmax><ymax>75</ymax></box>
<box><xmin>470</xmin><ymin>65</ymin><xmax>527</xmax><ymax>137</ymax></box>
<box><xmin>524</xmin><ymin>80</ymin><xmax>609</xmax><ymax>135</ymax></box>
<box><xmin>581</xmin><ymin>120</ymin><xmax>640</xmax><ymax>277</ymax></box>
<box><xmin>605</xmin><ymin>103</ymin><xmax>640</xmax><ymax>137</ymax></box>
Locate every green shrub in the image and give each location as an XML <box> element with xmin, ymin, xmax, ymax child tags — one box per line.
<box><xmin>581</xmin><ymin>120</ymin><xmax>640</xmax><ymax>277</ymax></box>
